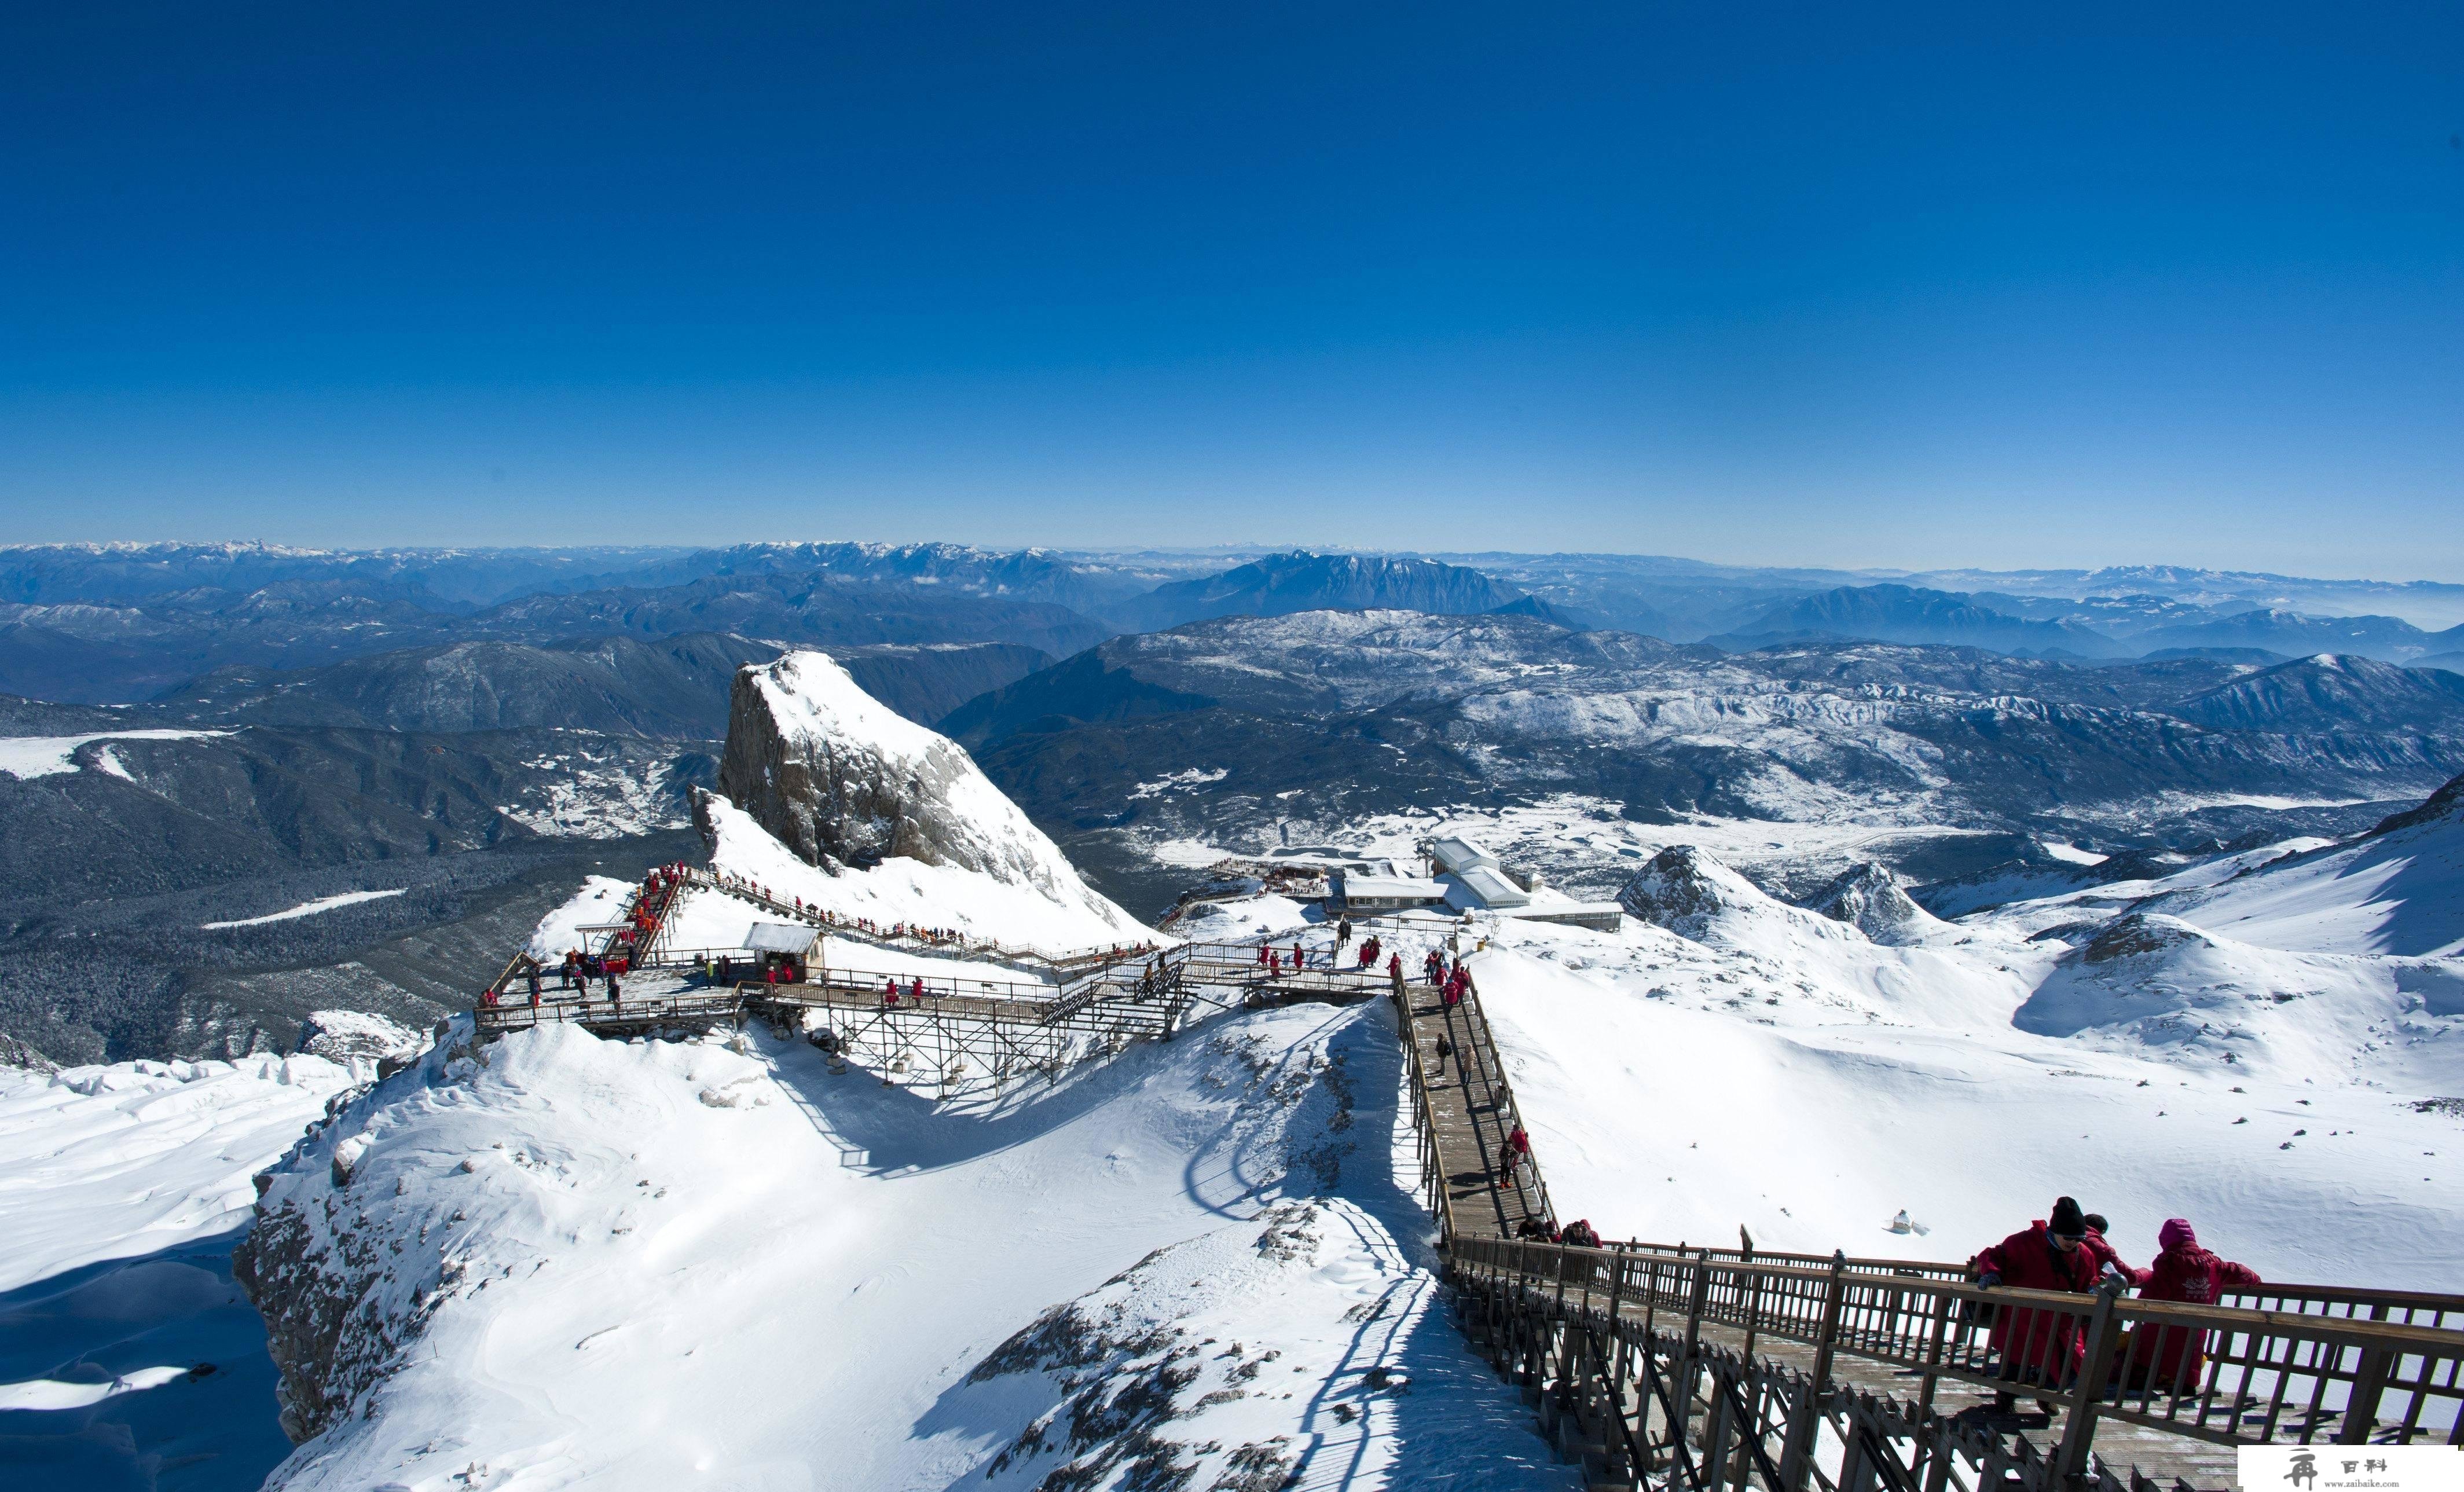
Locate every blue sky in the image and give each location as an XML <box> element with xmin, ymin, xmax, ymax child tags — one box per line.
<box><xmin>2</xmin><ymin>2</ymin><xmax>2458</xmax><ymax>577</ymax></box>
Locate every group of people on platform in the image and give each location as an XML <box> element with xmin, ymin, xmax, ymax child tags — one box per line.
<box><xmin>1973</xmin><ymin>1195</ymin><xmax>2261</xmax><ymax>1405</ymax></box>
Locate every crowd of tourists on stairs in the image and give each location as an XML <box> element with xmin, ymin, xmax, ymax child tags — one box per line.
<box><xmin>1972</xmin><ymin>1195</ymin><xmax>2263</xmax><ymax>1411</ymax></box>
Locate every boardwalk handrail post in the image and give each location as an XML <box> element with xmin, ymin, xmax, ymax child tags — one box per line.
<box><xmin>2334</xmin><ymin>1299</ymin><xmax>2397</xmax><ymax>1447</ymax></box>
<box><xmin>1739</xmin><ymin>1226</ymin><xmax>1766</xmax><ymax>1369</ymax></box>
<box><xmin>1673</xmin><ymin>1248</ymin><xmax>1712</xmax><ymax>1464</ymax></box>
<box><xmin>1606</xmin><ymin>1241</ymin><xmax>1630</xmax><ymax>1396</ymax></box>
<box><xmin>1914</xmin><ymin>1278</ymin><xmax>1955</xmax><ymax>1424</ymax></box>
<box><xmin>1780</xmin><ymin>1249</ymin><xmax>1850</xmax><ymax>1492</ymax></box>
<box><xmin>2055</xmin><ymin>1274</ymin><xmax>2127</xmax><ymax>1485</ymax></box>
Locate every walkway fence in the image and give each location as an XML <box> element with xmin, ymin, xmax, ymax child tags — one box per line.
<box><xmin>1449</xmin><ymin>1236</ymin><xmax>2463</xmax><ymax>1491</ymax></box>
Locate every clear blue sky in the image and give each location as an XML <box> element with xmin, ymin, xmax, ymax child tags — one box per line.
<box><xmin>2</xmin><ymin>2</ymin><xmax>2458</xmax><ymax>577</ymax></box>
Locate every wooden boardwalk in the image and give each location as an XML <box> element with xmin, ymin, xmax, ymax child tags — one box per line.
<box><xmin>1396</xmin><ymin>977</ymin><xmax>1551</xmax><ymax>1241</ymax></box>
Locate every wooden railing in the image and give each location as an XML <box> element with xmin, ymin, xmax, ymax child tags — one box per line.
<box><xmin>1387</xmin><ymin>976</ymin><xmax>1460</xmax><ymax>1245</ymax></box>
<box><xmin>1453</xmin><ymin>1237</ymin><xmax>2464</xmax><ymax>1480</ymax></box>
<box><xmin>1452</xmin><ymin>963</ymin><xmax>1556</xmax><ymax>1235</ymax></box>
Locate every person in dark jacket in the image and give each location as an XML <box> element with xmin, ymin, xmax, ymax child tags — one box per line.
<box><xmin>1975</xmin><ymin>1196</ymin><xmax>2102</xmax><ymax>1402</ymax></box>
<box><xmin>2112</xmin><ymin>1219</ymin><xmax>2263</xmax><ymax>1390</ymax></box>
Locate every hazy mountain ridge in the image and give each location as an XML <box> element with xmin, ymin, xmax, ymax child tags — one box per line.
<box><xmin>1714</xmin><ymin>584</ymin><xmax>2132</xmax><ymax>658</ymax></box>
<box><xmin>1108</xmin><ymin>551</ymin><xmax>1527</xmax><ymax>632</ymax></box>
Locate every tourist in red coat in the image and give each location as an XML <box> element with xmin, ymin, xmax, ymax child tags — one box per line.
<box><xmin>2113</xmin><ymin>1219</ymin><xmax>2262</xmax><ymax>1390</ymax></box>
<box><xmin>1974</xmin><ymin>1196</ymin><xmax>2102</xmax><ymax>1398</ymax></box>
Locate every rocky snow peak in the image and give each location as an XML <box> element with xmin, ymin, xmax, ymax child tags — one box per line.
<box><xmin>1616</xmin><ymin>844</ymin><xmax>1858</xmax><ymax>945</ymax></box>
<box><xmin>1805</xmin><ymin>861</ymin><xmax>1946</xmax><ymax>945</ymax></box>
<box><xmin>724</xmin><ymin>650</ymin><xmax>1059</xmax><ymax>882</ymax></box>
<box><xmin>707</xmin><ymin>648</ymin><xmax>1147</xmax><ymax>941</ymax></box>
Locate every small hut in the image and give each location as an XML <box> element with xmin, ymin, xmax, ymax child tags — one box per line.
<box><xmin>743</xmin><ymin>922</ymin><xmax>820</xmax><ymax>984</ymax></box>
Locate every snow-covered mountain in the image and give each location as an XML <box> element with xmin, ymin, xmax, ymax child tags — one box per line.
<box><xmin>710</xmin><ymin>649</ymin><xmax>1149</xmax><ymax>947</ymax></box>
<box><xmin>2137</xmin><ymin>773</ymin><xmax>2464</xmax><ymax>959</ymax></box>
<box><xmin>13</xmin><ymin>640</ymin><xmax>2463</xmax><ymax>1490</ymax></box>
<box><xmin>947</xmin><ymin>610</ymin><xmax>2464</xmax><ymax>919</ymax></box>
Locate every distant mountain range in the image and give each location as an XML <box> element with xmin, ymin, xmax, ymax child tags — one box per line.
<box><xmin>1106</xmin><ymin>551</ymin><xmax>1526</xmax><ymax>632</ymax></box>
<box><xmin>1706</xmin><ymin>583</ymin><xmax>2464</xmax><ymax>666</ymax></box>
<box><xmin>1711</xmin><ymin>584</ymin><xmax>2133</xmax><ymax>658</ymax></box>
<box><xmin>8</xmin><ymin>544</ymin><xmax>2461</xmax><ymax>707</ymax></box>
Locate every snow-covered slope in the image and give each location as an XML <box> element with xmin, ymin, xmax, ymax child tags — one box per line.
<box><xmin>2141</xmin><ymin>774</ymin><xmax>2464</xmax><ymax>957</ymax></box>
<box><xmin>710</xmin><ymin>649</ymin><xmax>1147</xmax><ymax>948</ymax></box>
<box><xmin>236</xmin><ymin>1007</ymin><xmax>1571</xmax><ymax>1490</ymax></box>
<box><xmin>1608</xmin><ymin>844</ymin><xmax>2036</xmax><ymax>1029</ymax></box>
<box><xmin>1</xmin><ymin>1052</ymin><xmax>363</xmax><ymax>1490</ymax></box>
<box><xmin>1473</xmin><ymin>932</ymin><xmax>2460</xmax><ymax>1284</ymax></box>
<box><xmin>1465</xmin><ymin>780</ymin><xmax>2464</xmax><ymax>1288</ymax></box>
<box><xmin>2012</xmin><ymin>913</ymin><xmax>2457</xmax><ymax>1089</ymax></box>
<box><xmin>699</xmin><ymin>793</ymin><xmax>1154</xmax><ymax>955</ymax></box>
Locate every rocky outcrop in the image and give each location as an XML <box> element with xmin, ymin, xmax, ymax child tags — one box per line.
<box><xmin>713</xmin><ymin>651</ymin><xmax>1127</xmax><ymax>921</ymax></box>
<box><xmin>1615</xmin><ymin>846</ymin><xmax>1737</xmax><ymax>935</ymax></box>
<box><xmin>233</xmin><ymin>1039</ymin><xmax>457</xmax><ymax>1444</ymax></box>
<box><xmin>1806</xmin><ymin>862</ymin><xmax>1946</xmax><ymax>945</ymax></box>
<box><xmin>2077</xmin><ymin>911</ymin><xmax>2220</xmax><ymax>966</ymax></box>
<box><xmin>0</xmin><ymin>1030</ymin><xmax>56</xmax><ymax>1072</ymax></box>
<box><xmin>2368</xmin><ymin>769</ymin><xmax>2464</xmax><ymax>838</ymax></box>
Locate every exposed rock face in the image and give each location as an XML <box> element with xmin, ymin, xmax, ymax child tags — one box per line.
<box><xmin>1616</xmin><ymin>845</ymin><xmax>1765</xmax><ymax>938</ymax></box>
<box><xmin>0</xmin><ymin>1031</ymin><xmax>56</xmax><ymax>1072</ymax></box>
<box><xmin>713</xmin><ymin>650</ymin><xmax>1135</xmax><ymax>923</ymax></box>
<box><xmin>2078</xmin><ymin>911</ymin><xmax>2219</xmax><ymax>966</ymax></box>
<box><xmin>1806</xmin><ymin>862</ymin><xmax>1945</xmax><ymax>945</ymax></box>
<box><xmin>233</xmin><ymin>1031</ymin><xmax>467</xmax><ymax>1446</ymax></box>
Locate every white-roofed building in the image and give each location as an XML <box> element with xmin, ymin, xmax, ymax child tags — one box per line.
<box><xmin>742</xmin><ymin>922</ymin><xmax>820</xmax><ymax>981</ymax></box>
<box><xmin>1332</xmin><ymin>873</ymin><xmax>1449</xmax><ymax>912</ymax></box>
<box><xmin>1428</xmin><ymin>837</ymin><xmax>1502</xmax><ymax>877</ymax></box>
<box><xmin>745</xmin><ymin>923</ymin><xmax>819</xmax><ymax>956</ymax></box>
<box><xmin>1444</xmin><ymin>864</ymin><xmax>1531</xmax><ymax>912</ymax></box>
